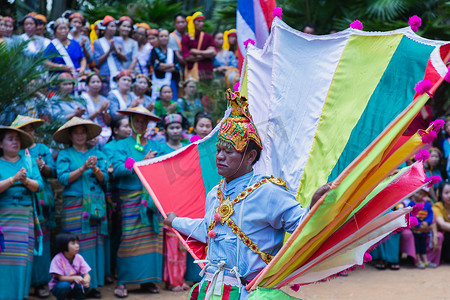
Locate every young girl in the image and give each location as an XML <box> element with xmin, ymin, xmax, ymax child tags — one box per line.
<box><xmin>424</xmin><ymin>148</ymin><xmax>444</xmax><ymax>202</ymax></box>
<box><xmin>194</xmin><ymin>112</ymin><xmax>213</xmax><ymax>139</ymax></box>
<box><xmin>433</xmin><ymin>181</ymin><xmax>450</xmax><ymax>263</ymax></box>
<box><xmin>49</xmin><ymin>233</ymin><xmax>91</xmax><ymax>300</ymax></box>
<box><xmin>410</xmin><ymin>188</ymin><xmax>438</xmax><ymax>268</ymax></box>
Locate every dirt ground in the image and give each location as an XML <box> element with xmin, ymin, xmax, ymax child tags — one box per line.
<box><xmin>29</xmin><ymin>263</ymin><xmax>450</xmax><ymax>300</ymax></box>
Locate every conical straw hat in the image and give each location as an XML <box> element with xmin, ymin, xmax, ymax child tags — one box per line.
<box><xmin>53</xmin><ymin>117</ymin><xmax>102</xmax><ymax>144</ymax></box>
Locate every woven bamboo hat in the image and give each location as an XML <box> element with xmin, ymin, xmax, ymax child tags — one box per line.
<box><xmin>118</xmin><ymin>106</ymin><xmax>161</xmax><ymax>122</ymax></box>
<box><xmin>11</xmin><ymin>115</ymin><xmax>45</xmax><ymax>130</ymax></box>
<box><xmin>0</xmin><ymin>126</ymin><xmax>34</xmax><ymax>149</ymax></box>
<box><xmin>53</xmin><ymin>117</ymin><xmax>102</xmax><ymax>144</ymax></box>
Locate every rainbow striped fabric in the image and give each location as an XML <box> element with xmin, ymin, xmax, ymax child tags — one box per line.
<box><xmin>135</xmin><ymin>18</ymin><xmax>449</xmax><ymax>296</ymax></box>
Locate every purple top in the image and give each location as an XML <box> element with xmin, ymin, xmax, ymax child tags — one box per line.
<box><xmin>49</xmin><ymin>252</ymin><xmax>91</xmax><ymax>290</ymax></box>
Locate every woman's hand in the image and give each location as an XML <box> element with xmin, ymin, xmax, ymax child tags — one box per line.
<box><xmin>167</xmin><ymin>102</ymin><xmax>177</xmax><ymax>114</ymax></box>
<box><xmin>146</xmin><ymin>103</ymin><xmax>155</xmax><ymax>112</ymax></box>
<box><xmin>109</xmin><ymin>39</ymin><xmax>116</xmax><ymax>53</ymax></box>
<box><xmin>74</xmin><ymin>107</ymin><xmax>86</xmax><ymax>117</ymax></box>
<box><xmin>144</xmin><ymin>149</ymin><xmax>157</xmax><ymax>160</ymax></box>
<box><xmin>14</xmin><ymin>168</ymin><xmax>27</xmax><ymax>183</ymax></box>
<box><xmin>101</xmin><ymin>100</ymin><xmax>110</xmax><ymax>112</ymax></box>
<box><xmin>82</xmin><ymin>156</ymin><xmax>97</xmax><ymax>171</ymax></box>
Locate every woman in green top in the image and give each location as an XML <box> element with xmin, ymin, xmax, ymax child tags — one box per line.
<box><xmin>54</xmin><ymin>117</ymin><xmax>108</xmax><ymax>299</ymax></box>
<box><xmin>112</xmin><ymin>106</ymin><xmax>163</xmax><ymax>297</ymax></box>
<box><xmin>154</xmin><ymin>85</ymin><xmax>178</xmax><ymax>118</ymax></box>
<box><xmin>11</xmin><ymin>115</ymin><xmax>56</xmax><ymax>298</ymax></box>
<box><xmin>0</xmin><ymin>126</ymin><xmax>42</xmax><ymax>300</ymax></box>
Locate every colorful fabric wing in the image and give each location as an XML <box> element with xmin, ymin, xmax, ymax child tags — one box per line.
<box><xmin>135</xmin><ymin>16</ymin><xmax>450</xmax><ymax>296</ymax></box>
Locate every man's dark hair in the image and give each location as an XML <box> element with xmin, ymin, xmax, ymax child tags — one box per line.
<box><xmin>246</xmin><ymin>140</ymin><xmax>261</xmax><ymax>166</ymax></box>
<box><xmin>55</xmin><ymin>233</ymin><xmax>79</xmax><ymax>253</ymax></box>
<box><xmin>174</xmin><ymin>13</ymin><xmax>187</xmax><ymax>21</ymax></box>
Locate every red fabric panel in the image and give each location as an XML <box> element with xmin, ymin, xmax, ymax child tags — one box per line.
<box><xmin>136</xmin><ymin>144</ymin><xmax>206</xmax><ymax>218</ymax></box>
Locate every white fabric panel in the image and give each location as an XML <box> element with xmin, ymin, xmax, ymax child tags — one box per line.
<box><xmin>265</xmin><ymin>19</ymin><xmax>349</xmax><ymax>192</ymax></box>
<box><xmin>246</xmin><ymin>45</ymin><xmax>274</xmax><ymax>174</ymax></box>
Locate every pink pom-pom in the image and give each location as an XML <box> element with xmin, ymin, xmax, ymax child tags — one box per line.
<box><xmin>445</xmin><ymin>67</ymin><xmax>450</xmax><ymax>83</ymax></box>
<box><xmin>411</xmin><ymin>202</ymin><xmax>424</xmax><ymax>216</ymax></box>
<box><xmin>213</xmin><ymin>213</ymin><xmax>221</xmax><ymax>222</ymax></box>
<box><xmin>141</xmin><ymin>199</ymin><xmax>148</xmax><ymax>208</ymax></box>
<box><xmin>233</xmin><ymin>81</ymin><xmax>240</xmax><ymax>92</ymax></box>
<box><xmin>414</xmin><ymin>150</ymin><xmax>430</xmax><ymax>162</ymax></box>
<box><xmin>190</xmin><ymin>135</ymin><xmax>201</xmax><ymax>143</ymax></box>
<box><xmin>363</xmin><ymin>252</ymin><xmax>372</xmax><ymax>263</ymax></box>
<box><xmin>414</xmin><ymin>79</ymin><xmax>433</xmax><ymax>95</ymax></box>
<box><xmin>408</xmin><ymin>15</ymin><xmax>422</xmax><ymax>32</ymax></box>
<box><xmin>82</xmin><ymin>212</ymin><xmax>89</xmax><ymax>219</ymax></box>
<box><xmin>430</xmin><ymin>119</ymin><xmax>445</xmax><ymax>133</ymax></box>
<box><xmin>425</xmin><ymin>175</ymin><xmax>442</xmax><ymax>186</ymax></box>
<box><xmin>273</xmin><ymin>7</ymin><xmax>283</xmax><ymax>19</ymax></box>
<box><xmin>208</xmin><ymin>230</ymin><xmax>216</xmax><ymax>239</ymax></box>
<box><xmin>290</xmin><ymin>284</ymin><xmax>300</xmax><ymax>292</ymax></box>
<box><xmin>243</xmin><ymin>39</ymin><xmax>255</xmax><ymax>49</ymax></box>
<box><xmin>124</xmin><ymin>157</ymin><xmax>136</xmax><ymax>170</ymax></box>
<box><xmin>409</xmin><ymin>216</ymin><xmax>418</xmax><ymax>227</ymax></box>
<box><xmin>350</xmin><ymin>20</ymin><xmax>363</xmax><ymax>30</ymax></box>
<box><xmin>421</xmin><ymin>131</ymin><xmax>437</xmax><ymax>144</ymax></box>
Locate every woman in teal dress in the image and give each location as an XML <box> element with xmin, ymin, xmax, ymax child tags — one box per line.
<box><xmin>0</xmin><ymin>125</ymin><xmax>43</xmax><ymax>300</ymax></box>
<box><xmin>102</xmin><ymin>116</ymin><xmax>131</xmax><ymax>284</ymax></box>
<box><xmin>11</xmin><ymin>115</ymin><xmax>56</xmax><ymax>298</ymax></box>
<box><xmin>54</xmin><ymin>117</ymin><xmax>108</xmax><ymax>299</ymax></box>
<box><xmin>112</xmin><ymin>106</ymin><xmax>163</xmax><ymax>297</ymax></box>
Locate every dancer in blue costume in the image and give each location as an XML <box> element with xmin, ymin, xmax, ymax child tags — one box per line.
<box><xmin>164</xmin><ymin>90</ymin><xmax>330</xmax><ymax>299</ymax></box>
<box><xmin>54</xmin><ymin>117</ymin><xmax>108</xmax><ymax>299</ymax></box>
<box><xmin>0</xmin><ymin>125</ymin><xmax>43</xmax><ymax>300</ymax></box>
<box><xmin>11</xmin><ymin>115</ymin><xmax>56</xmax><ymax>298</ymax></box>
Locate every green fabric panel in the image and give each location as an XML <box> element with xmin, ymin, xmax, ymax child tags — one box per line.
<box><xmin>329</xmin><ymin>36</ymin><xmax>435</xmax><ymax>181</ymax></box>
<box><xmin>197</xmin><ymin>281</ymin><xmax>209</xmax><ymax>299</ymax></box>
<box><xmin>198</xmin><ymin>130</ymin><xmax>222</xmax><ymax>193</ymax></box>
<box><xmin>264</xmin><ymin>92</ymin><xmax>430</xmax><ymax>285</ymax></box>
<box><xmin>248</xmin><ymin>287</ymin><xmax>301</xmax><ymax>299</ymax></box>
<box><xmin>298</xmin><ymin>34</ymin><xmax>403</xmax><ymax>207</ymax></box>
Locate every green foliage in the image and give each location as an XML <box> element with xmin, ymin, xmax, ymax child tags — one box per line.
<box><xmin>0</xmin><ymin>41</ymin><xmax>58</xmax><ymax>125</ymax></box>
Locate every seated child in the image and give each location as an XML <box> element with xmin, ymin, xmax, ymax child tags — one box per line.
<box><xmin>49</xmin><ymin>233</ymin><xmax>92</xmax><ymax>300</ymax></box>
<box><xmin>409</xmin><ymin>188</ymin><xmax>438</xmax><ymax>268</ymax></box>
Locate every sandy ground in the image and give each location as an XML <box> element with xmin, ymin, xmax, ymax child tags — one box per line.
<box><xmin>29</xmin><ymin>263</ymin><xmax>450</xmax><ymax>300</ymax></box>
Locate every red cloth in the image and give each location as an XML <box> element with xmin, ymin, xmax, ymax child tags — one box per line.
<box><xmin>181</xmin><ymin>32</ymin><xmax>216</xmax><ymax>79</ymax></box>
<box><xmin>163</xmin><ymin>227</ymin><xmax>187</xmax><ymax>287</ymax></box>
